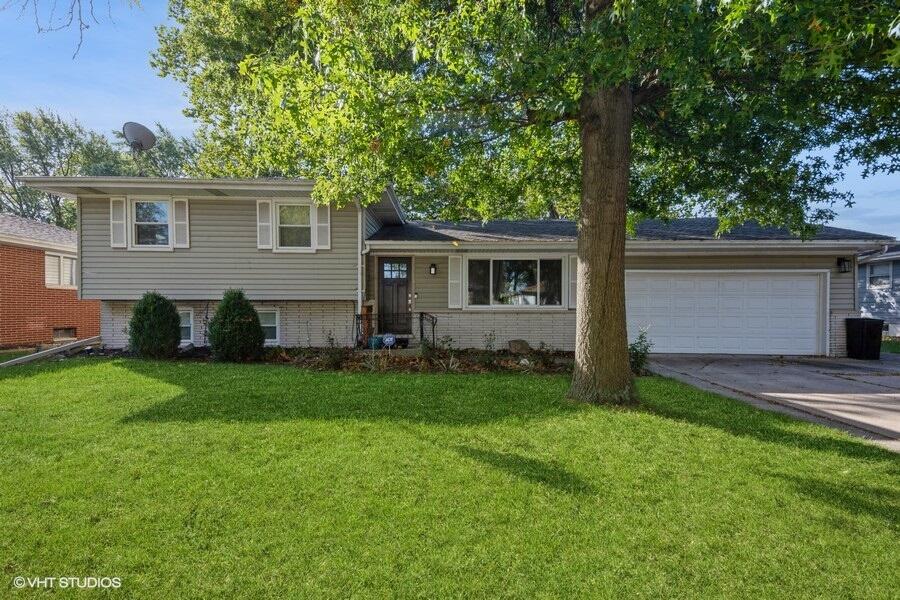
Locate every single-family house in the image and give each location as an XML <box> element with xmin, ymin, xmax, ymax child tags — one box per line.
<box><xmin>858</xmin><ymin>244</ymin><xmax>900</xmax><ymax>336</ymax></box>
<box><xmin>19</xmin><ymin>176</ymin><xmax>893</xmax><ymax>356</ymax></box>
<box><xmin>0</xmin><ymin>213</ymin><xmax>100</xmax><ymax>348</ymax></box>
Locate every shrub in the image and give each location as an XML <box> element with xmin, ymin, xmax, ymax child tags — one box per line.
<box><xmin>208</xmin><ymin>289</ymin><xmax>265</xmax><ymax>362</ymax></box>
<box><xmin>321</xmin><ymin>330</ymin><xmax>347</xmax><ymax>370</ymax></box>
<box><xmin>629</xmin><ymin>329</ymin><xmax>654</xmax><ymax>375</ymax></box>
<box><xmin>529</xmin><ymin>342</ymin><xmax>557</xmax><ymax>370</ymax></box>
<box><xmin>128</xmin><ymin>291</ymin><xmax>181</xmax><ymax>358</ymax></box>
<box><xmin>420</xmin><ymin>337</ymin><xmax>439</xmax><ymax>362</ymax></box>
<box><xmin>475</xmin><ymin>330</ymin><xmax>497</xmax><ymax>369</ymax></box>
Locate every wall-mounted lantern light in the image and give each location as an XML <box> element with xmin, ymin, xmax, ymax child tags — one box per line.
<box><xmin>429</xmin><ymin>263</ymin><xmax>437</xmax><ymax>276</ymax></box>
<box><xmin>836</xmin><ymin>257</ymin><xmax>851</xmax><ymax>273</ymax></box>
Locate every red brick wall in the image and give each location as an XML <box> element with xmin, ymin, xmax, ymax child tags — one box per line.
<box><xmin>0</xmin><ymin>243</ymin><xmax>100</xmax><ymax>348</ymax></box>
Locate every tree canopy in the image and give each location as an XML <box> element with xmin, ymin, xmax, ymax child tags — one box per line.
<box><xmin>157</xmin><ymin>1</ymin><xmax>897</xmax><ymax>230</ymax></box>
<box><xmin>0</xmin><ymin>108</ymin><xmax>197</xmax><ymax>228</ymax></box>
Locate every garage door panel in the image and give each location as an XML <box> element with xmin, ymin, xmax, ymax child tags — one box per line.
<box><xmin>626</xmin><ymin>272</ymin><xmax>822</xmax><ymax>355</ymax></box>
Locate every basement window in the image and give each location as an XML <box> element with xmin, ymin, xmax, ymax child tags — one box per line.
<box><xmin>52</xmin><ymin>328</ymin><xmax>76</xmax><ymax>341</ymax></box>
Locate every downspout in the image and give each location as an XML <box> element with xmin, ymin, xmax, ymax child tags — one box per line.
<box><xmin>356</xmin><ymin>203</ymin><xmax>363</xmax><ymax>314</ymax></box>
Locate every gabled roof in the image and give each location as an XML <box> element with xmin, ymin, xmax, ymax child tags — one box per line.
<box><xmin>368</xmin><ymin>217</ymin><xmax>892</xmax><ymax>244</ymax></box>
<box><xmin>0</xmin><ymin>213</ymin><xmax>76</xmax><ymax>252</ymax></box>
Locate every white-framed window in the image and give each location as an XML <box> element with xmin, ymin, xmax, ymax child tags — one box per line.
<box><xmin>130</xmin><ymin>198</ymin><xmax>172</xmax><ymax>249</ymax></box>
<box><xmin>257</xmin><ymin>308</ymin><xmax>279</xmax><ymax>344</ymax></box>
<box><xmin>44</xmin><ymin>252</ymin><xmax>77</xmax><ymax>289</ymax></box>
<box><xmin>257</xmin><ymin>199</ymin><xmax>330</xmax><ymax>252</ymax></box>
<box><xmin>465</xmin><ymin>257</ymin><xmax>565</xmax><ymax>308</ymax></box>
<box><xmin>868</xmin><ymin>263</ymin><xmax>891</xmax><ymax>288</ymax></box>
<box><xmin>177</xmin><ymin>308</ymin><xmax>193</xmax><ymax>344</ymax></box>
<box><xmin>275</xmin><ymin>202</ymin><xmax>313</xmax><ymax>251</ymax></box>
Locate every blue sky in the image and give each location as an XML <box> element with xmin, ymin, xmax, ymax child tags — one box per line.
<box><xmin>0</xmin><ymin>2</ymin><xmax>897</xmax><ymax>236</ymax></box>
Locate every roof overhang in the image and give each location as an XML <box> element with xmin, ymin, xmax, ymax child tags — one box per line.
<box><xmin>365</xmin><ymin>239</ymin><xmax>891</xmax><ymax>255</ymax></box>
<box><xmin>0</xmin><ymin>231</ymin><xmax>75</xmax><ymax>254</ymax></box>
<box><xmin>17</xmin><ymin>176</ymin><xmax>317</xmax><ymax>199</ymax></box>
<box><xmin>18</xmin><ymin>176</ymin><xmax>408</xmax><ymax>224</ymax></box>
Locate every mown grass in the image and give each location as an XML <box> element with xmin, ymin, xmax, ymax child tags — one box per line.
<box><xmin>0</xmin><ymin>358</ymin><xmax>897</xmax><ymax>598</ymax></box>
<box><xmin>0</xmin><ymin>348</ymin><xmax>35</xmax><ymax>363</ymax></box>
<box><xmin>881</xmin><ymin>338</ymin><xmax>900</xmax><ymax>354</ymax></box>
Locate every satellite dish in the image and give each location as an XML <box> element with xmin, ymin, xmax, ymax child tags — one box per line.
<box><xmin>122</xmin><ymin>122</ymin><xmax>157</xmax><ymax>152</ymax></box>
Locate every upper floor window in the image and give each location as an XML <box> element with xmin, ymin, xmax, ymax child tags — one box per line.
<box><xmin>276</xmin><ymin>204</ymin><xmax>312</xmax><ymax>250</ymax></box>
<box><xmin>868</xmin><ymin>263</ymin><xmax>890</xmax><ymax>288</ymax></box>
<box><xmin>132</xmin><ymin>199</ymin><xmax>171</xmax><ymax>247</ymax></box>
<box><xmin>467</xmin><ymin>258</ymin><xmax>563</xmax><ymax>307</ymax></box>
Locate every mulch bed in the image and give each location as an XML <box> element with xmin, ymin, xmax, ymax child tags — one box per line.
<box><xmin>64</xmin><ymin>344</ymin><xmax>575</xmax><ymax>375</ymax></box>
<box><xmin>264</xmin><ymin>346</ymin><xmax>575</xmax><ymax>374</ymax></box>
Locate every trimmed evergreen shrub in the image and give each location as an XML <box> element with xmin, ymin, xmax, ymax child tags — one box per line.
<box><xmin>208</xmin><ymin>289</ymin><xmax>265</xmax><ymax>362</ymax></box>
<box><xmin>128</xmin><ymin>291</ymin><xmax>181</xmax><ymax>358</ymax></box>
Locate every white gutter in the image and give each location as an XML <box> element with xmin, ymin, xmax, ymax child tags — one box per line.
<box><xmin>364</xmin><ymin>239</ymin><xmax>891</xmax><ymax>253</ymax></box>
<box><xmin>356</xmin><ymin>202</ymin><xmax>363</xmax><ymax>314</ymax></box>
<box><xmin>18</xmin><ymin>176</ymin><xmax>317</xmax><ymax>199</ymax></box>
<box><xmin>0</xmin><ymin>232</ymin><xmax>76</xmax><ymax>254</ymax></box>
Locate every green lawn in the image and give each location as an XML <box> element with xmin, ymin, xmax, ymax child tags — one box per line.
<box><xmin>1</xmin><ymin>359</ymin><xmax>897</xmax><ymax>598</ymax></box>
<box><xmin>0</xmin><ymin>348</ymin><xmax>35</xmax><ymax>363</ymax></box>
<box><xmin>881</xmin><ymin>339</ymin><xmax>900</xmax><ymax>354</ymax></box>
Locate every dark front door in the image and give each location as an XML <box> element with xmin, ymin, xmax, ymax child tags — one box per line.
<box><xmin>378</xmin><ymin>257</ymin><xmax>412</xmax><ymax>334</ymax></box>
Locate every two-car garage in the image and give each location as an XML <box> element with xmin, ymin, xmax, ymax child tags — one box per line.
<box><xmin>626</xmin><ymin>271</ymin><xmax>827</xmax><ymax>355</ymax></box>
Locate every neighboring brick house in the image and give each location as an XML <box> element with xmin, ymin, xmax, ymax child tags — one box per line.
<box><xmin>0</xmin><ymin>214</ymin><xmax>99</xmax><ymax>348</ymax></box>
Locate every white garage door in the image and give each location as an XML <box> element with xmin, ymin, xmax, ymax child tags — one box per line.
<box><xmin>626</xmin><ymin>271</ymin><xmax>824</xmax><ymax>355</ymax></box>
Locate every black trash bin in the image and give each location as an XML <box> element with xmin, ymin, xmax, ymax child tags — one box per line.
<box><xmin>845</xmin><ymin>318</ymin><xmax>883</xmax><ymax>360</ymax></box>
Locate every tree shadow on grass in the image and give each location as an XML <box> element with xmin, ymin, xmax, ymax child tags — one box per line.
<box><xmin>116</xmin><ymin>359</ymin><xmax>580</xmax><ymax>427</ymax></box>
<box><xmin>768</xmin><ymin>472</ymin><xmax>900</xmax><ymax>525</ymax></box>
<box><xmin>453</xmin><ymin>445</ymin><xmax>596</xmax><ymax>495</ymax></box>
<box><xmin>638</xmin><ymin>378</ymin><xmax>900</xmax><ymax>464</ymax></box>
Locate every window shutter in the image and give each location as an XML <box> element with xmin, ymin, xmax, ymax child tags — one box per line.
<box><xmin>109</xmin><ymin>197</ymin><xmax>126</xmax><ymax>248</ymax></box>
<box><xmin>44</xmin><ymin>254</ymin><xmax>60</xmax><ymax>286</ymax></box>
<box><xmin>257</xmin><ymin>200</ymin><xmax>272</xmax><ymax>249</ymax></box>
<box><xmin>448</xmin><ymin>256</ymin><xmax>462</xmax><ymax>309</ymax></box>
<box><xmin>173</xmin><ymin>198</ymin><xmax>190</xmax><ymax>248</ymax></box>
<box><xmin>568</xmin><ymin>255</ymin><xmax>578</xmax><ymax>308</ymax></box>
<box><xmin>316</xmin><ymin>204</ymin><xmax>331</xmax><ymax>249</ymax></box>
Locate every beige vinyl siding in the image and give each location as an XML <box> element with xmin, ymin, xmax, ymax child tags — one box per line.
<box><xmin>368</xmin><ymin>250</ymin><xmax>854</xmax><ymax>355</ymax></box>
<box><xmin>80</xmin><ymin>196</ymin><xmax>358</xmax><ymax>300</ymax></box>
<box><xmin>412</xmin><ymin>256</ymin><xmax>448</xmax><ymax>312</ymax></box>
<box><xmin>375</xmin><ymin>254</ymin><xmax>852</xmax><ymax>312</ymax></box>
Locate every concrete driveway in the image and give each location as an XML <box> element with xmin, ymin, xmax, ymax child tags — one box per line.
<box><xmin>649</xmin><ymin>354</ymin><xmax>900</xmax><ymax>452</ymax></box>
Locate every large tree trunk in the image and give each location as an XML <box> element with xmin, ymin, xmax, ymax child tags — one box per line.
<box><xmin>567</xmin><ymin>83</ymin><xmax>635</xmax><ymax>405</ymax></box>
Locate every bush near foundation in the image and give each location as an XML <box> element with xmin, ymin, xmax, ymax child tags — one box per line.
<box><xmin>208</xmin><ymin>289</ymin><xmax>265</xmax><ymax>362</ymax></box>
<box><xmin>128</xmin><ymin>292</ymin><xmax>181</xmax><ymax>359</ymax></box>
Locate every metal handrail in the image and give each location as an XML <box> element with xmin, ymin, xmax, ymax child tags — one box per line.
<box><xmin>353</xmin><ymin>312</ymin><xmax>437</xmax><ymax>347</ymax></box>
<box><xmin>419</xmin><ymin>312</ymin><xmax>437</xmax><ymax>347</ymax></box>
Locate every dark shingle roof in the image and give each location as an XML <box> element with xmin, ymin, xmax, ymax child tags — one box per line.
<box><xmin>0</xmin><ymin>213</ymin><xmax>77</xmax><ymax>248</ymax></box>
<box><xmin>368</xmin><ymin>217</ymin><xmax>891</xmax><ymax>243</ymax></box>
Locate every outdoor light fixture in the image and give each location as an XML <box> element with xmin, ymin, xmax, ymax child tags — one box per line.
<box><xmin>429</xmin><ymin>263</ymin><xmax>437</xmax><ymax>276</ymax></box>
<box><xmin>836</xmin><ymin>257</ymin><xmax>851</xmax><ymax>273</ymax></box>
